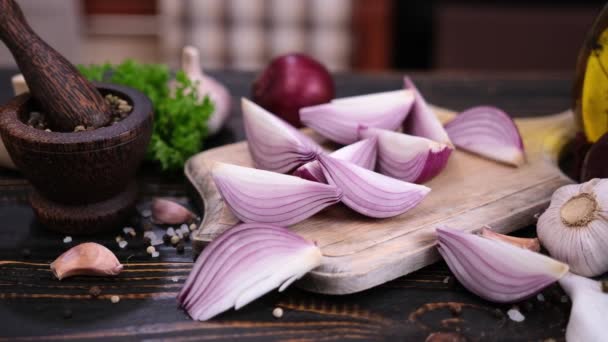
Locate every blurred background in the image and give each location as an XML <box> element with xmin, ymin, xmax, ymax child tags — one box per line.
<box><xmin>0</xmin><ymin>0</ymin><xmax>604</xmax><ymax>72</ymax></box>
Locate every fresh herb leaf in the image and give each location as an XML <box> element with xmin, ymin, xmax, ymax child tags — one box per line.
<box><xmin>78</xmin><ymin>60</ymin><xmax>214</xmax><ymax>171</ymax></box>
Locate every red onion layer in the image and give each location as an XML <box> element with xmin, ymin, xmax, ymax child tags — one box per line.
<box><xmin>402</xmin><ymin>77</ymin><xmax>452</xmax><ymax>146</ymax></box>
<box><xmin>359</xmin><ymin>126</ymin><xmax>452</xmax><ymax>183</ymax></box>
<box><xmin>293</xmin><ymin>137</ymin><xmax>378</xmax><ymax>183</ymax></box>
<box><xmin>212</xmin><ymin>162</ymin><xmax>342</xmax><ymax>226</ymax></box>
<box><xmin>300</xmin><ymin>90</ymin><xmax>414</xmax><ymax>145</ymax></box>
<box><xmin>437</xmin><ymin>227</ymin><xmax>568</xmax><ymax>303</ymax></box>
<box><xmin>317</xmin><ymin>154</ymin><xmax>430</xmax><ymax>218</ymax></box>
<box><xmin>444</xmin><ymin>106</ymin><xmax>525</xmax><ymax>167</ymax></box>
<box><xmin>242</xmin><ymin>98</ymin><xmax>323</xmax><ymax>173</ymax></box>
<box><xmin>179</xmin><ymin>223</ymin><xmax>322</xmax><ymax>321</ymax></box>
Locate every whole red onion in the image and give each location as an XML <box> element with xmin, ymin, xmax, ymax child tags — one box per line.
<box><xmin>251</xmin><ymin>53</ymin><xmax>335</xmax><ymax>127</ymax></box>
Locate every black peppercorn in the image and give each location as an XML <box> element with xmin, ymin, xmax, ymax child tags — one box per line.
<box><xmin>89</xmin><ymin>286</ymin><xmax>102</xmax><ymax>298</ymax></box>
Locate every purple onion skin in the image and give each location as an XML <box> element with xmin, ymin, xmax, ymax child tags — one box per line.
<box><xmin>252</xmin><ymin>53</ymin><xmax>335</xmax><ymax>127</ymax></box>
<box><xmin>415</xmin><ymin>148</ymin><xmax>452</xmax><ymax>183</ymax></box>
<box><xmin>293</xmin><ymin>163</ymin><xmax>324</xmax><ymax>182</ymax></box>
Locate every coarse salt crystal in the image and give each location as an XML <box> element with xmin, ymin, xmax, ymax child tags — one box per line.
<box><xmin>171</xmin><ymin>276</ymin><xmax>179</xmax><ymax>282</ymax></box>
<box><xmin>443</xmin><ymin>276</ymin><xmax>450</xmax><ymax>284</ymax></box>
<box><xmin>143</xmin><ymin>231</ymin><xmax>157</xmax><ymax>240</ymax></box>
<box><xmin>166</xmin><ymin>227</ymin><xmax>176</xmax><ymax>236</ymax></box>
<box><xmin>151</xmin><ymin>251</ymin><xmax>160</xmax><ymax>258</ymax></box>
<box><xmin>118</xmin><ymin>240</ymin><xmax>128</xmax><ymax>249</ymax></box>
<box><xmin>180</xmin><ymin>224</ymin><xmax>188</xmax><ymax>232</ymax></box>
<box><xmin>537</xmin><ymin>293</ymin><xmax>545</xmax><ymax>302</ymax></box>
<box><xmin>123</xmin><ymin>227</ymin><xmax>136</xmax><ymax>236</ymax></box>
<box><xmin>63</xmin><ymin>236</ymin><xmax>72</xmax><ymax>243</ymax></box>
<box><xmin>507</xmin><ymin>308</ymin><xmax>525</xmax><ymax>322</ymax></box>
<box><xmin>151</xmin><ymin>238</ymin><xmax>163</xmax><ymax>246</ymax></box>
<box><xmin>141</xmin><ymin>209</ymin><xmax>152</xmax><ymax>218</ymax></box>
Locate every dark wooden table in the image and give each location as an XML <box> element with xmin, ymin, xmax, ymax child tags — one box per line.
<box><xmin>0</xmin><ymin>69</ymin><xmax>576</xmax><ymax>341</ymax></box>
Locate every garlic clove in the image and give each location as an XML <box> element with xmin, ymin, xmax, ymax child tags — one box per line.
<box><xmin>436</xmin><ymin>227</ymin><xmax>569</xmax><ymax>303</ymax></box>
<box><xmin>480</xmin><ymin>226</ymin><xmax>541</xmax><ymax>252</ymax></box>
<box><xmin>212</xmin><ymin>162</ymin><xmax>342</xmax><ymax>226</ymax></box>
<box><xmin>359</xmin><ymin>126</ymin><xmax>452</xmax><ymax>183</ymax></box>
<box><xmin>242</xmin><ymin>98</ymin><xmax>322</xmax><ymax>173</ymax></box>
<box><xmin>537</xmin><ymin>179</ymin><xmax>608</xmax><ymax>277</ymax></box>
<box><xmin>559</xmin><ymin>272</ymin><xmax>608</xmax><ymax>342</ymax></box>
<box><xmin>402</xmin><ymin>77</ymin><xmax>452</xmax><ymax>146</ymax></box>
<box><xmin>152</xmin><ymin>198</ymin><xmax>195</xmax><ymax>225</ymax></box>
<box><xmin>50</xmin><ymin>242</ymin><xmax>123</xmax><ymax>280</ymax></box>
<box><xmin>293</xmin><ymin>137</ymin><xmax>377</xmax><ymax>183</ymax></box>
<box><xmin>180</xmin><ymin>46</ymin><xmax>231</xmax><ymax>135</ymax></box>
<box><xmin>317</xmin><ymin>154</ymin><xmax>430</xmax><ymax>218</ymax></box>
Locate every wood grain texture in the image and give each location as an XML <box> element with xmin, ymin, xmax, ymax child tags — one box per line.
<box><xmin>0</xmin><ymin>0</ymin><xmax>110</xmax><ymax>131</ymax></box>
<box><xmin>0</xmin><ymin>70</ymin><xmax>582</xmax><ymax>341</ymax></box>
<box><xmin>187</xmin><ymin>107</ymin><xmax>574</xmax><ymax>294</ymax></box>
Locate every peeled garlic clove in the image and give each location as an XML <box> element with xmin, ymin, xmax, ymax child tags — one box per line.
<box><xmin>444</xmin><ymin>106</ymin><xmax>525</xmax><ymax>167</ymax></box>
<box><xmin>179</xmin><ymin>223</ymin><xmax>322</xmax><ymax>321</ymax></box>
<box><xmin>402</xmin><ymin>77</ymin><xmax>452</xmax><ymax>146</ymax></box>
<box><xmin>152</xmin><ymin>198</ymin><xmax>195</xmax><ymax>225</ymax></box>
<box><xmin>243</xmin><ymin>98</ymin><xmax>322</xmax><ymax>173</ymax></box>
<box><xmin>359</xmin><ymin>126</ymin><xmax>452</xmax><ymax>183</ymax></box>
<box><xmin>179</xmin><ymin>46</ymin><xmax>231</xmax><ymax>135</ymax></box>
<box><xmin>50</xmin><ymin>242</ymin><xmax>123</xmax><ymax>280</ymax></box>
<box><xmin>480</xmin><ymin>226</ymin><xmax>541</xmax><ymax>252</ymax></box>
<box><xmin>212</xmin><ymin>162</ymin><xmax>342</xmax><ymax>226</ymax></box>
<box><xmin>317</xmin><ymin>154</ymin><xmax>430</xmax><ymax>218</ymax></box>
<box><xmin>559</xmin><ymin>272</ymin><xmax>608</xmax><ymax>342</ymax></box>
<box><xmin>436</xmin><ymin>227</ymin><xmax>569</xmax><ymax>303</ymax></box>
<box><xmin>293</xmin><ymin>137</ymin><xmax>377</xmax><ymax>183</ymax></box>
<box><xmin>537</xmin><ymin>179</ymin><xmax>608</xmax><ymax>277</ymax></box>
<box><xmin>300</xmin><ymin>90</ymin><xmax>414</xmax><ymax>145</ymax></box>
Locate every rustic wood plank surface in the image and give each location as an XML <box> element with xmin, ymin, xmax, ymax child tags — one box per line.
<box><xmin>0</xmin><ymin>69</ymin><xmax>581</xmax><ymax>341</ymax></box>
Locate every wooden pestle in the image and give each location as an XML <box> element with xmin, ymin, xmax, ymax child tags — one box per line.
<box><xmin>0</xmin><ymin>0</ymin><xmax>111</xmax><ymax>131</ymax></box>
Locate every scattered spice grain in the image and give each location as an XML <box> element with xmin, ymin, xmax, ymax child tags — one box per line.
<box><xmin>272</xmin><ymin>307</ymin><xmax>283</xmax><ymax>318</ymax></box>
<box><xmin>89</xmin><ymin>286</ymin><xmax>102</xmax><ymax>298</ymax></box>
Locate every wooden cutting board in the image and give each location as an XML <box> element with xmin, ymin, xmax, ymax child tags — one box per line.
<box><xmin>185</xmin><ymin>106</ymin><xmax>575</xmax><ymax>295</ymax></box>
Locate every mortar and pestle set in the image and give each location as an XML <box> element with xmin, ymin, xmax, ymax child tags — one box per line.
<box><xmin>0</xmin><ymin>0</ymin><xmax>153</xmax><ymax>234</ymax></box>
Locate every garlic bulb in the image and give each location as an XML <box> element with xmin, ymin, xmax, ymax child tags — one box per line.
<box><xmin>537</xmin><ymin>178</ymin><xmax>608</xmax><ymax>277</ymax></box>
<box><xmin>178</xmin><ymin>46</ymin><xmax>231</xmax><ymax>135</ymax></box>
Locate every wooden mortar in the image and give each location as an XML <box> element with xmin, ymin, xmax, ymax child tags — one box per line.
<box><xmin>0</xmin><ymin>83</ymin><xmax>153</xmax><ymax>234</ymax></box>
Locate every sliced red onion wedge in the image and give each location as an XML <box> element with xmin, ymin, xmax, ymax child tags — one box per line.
<box><xmin>402</xmin><ymin>77</ymin><xmax>452</xmax><ymax>146</ymax></box>
<box><xmin>242</xmin><ymin>98</ymin><xmax>323</xmax><ymax>173</ymax></box>
<box><xmin>293</xmin><ymin>137</ymin><xmax>378</xmax><ymax>183</ymax></box>
<box><xmin>317</xmin><ymin>154</ymin><xmax>430</xmax><ymax>218</ymax></box>
<box><xmin>179</xmin><ymin>223</ymin><xmax>322</xmax><ymax>321</ymax></box>
<box><xmin>444</xmin><ymin>106</ymin><xmax>525</xmax><ymax>167</ymax></box>
<box><xmin>359</xmin><ymin>126</ymin><xmax>451</xmax><ymax>183</ymax></box>
<box><xmin>436</xmin><ymin>227</ymin><xmax>569</xmax><ymax>303</ymax></box>
<box><xmin>212</xmin><ymin>162</ymin><xmax>342</xmax><ymax>226</ymax></box>
<box><xmin>299</xmin><ymin>90</ymin><xmax>414</xmax><ymax>145</ymax></box>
